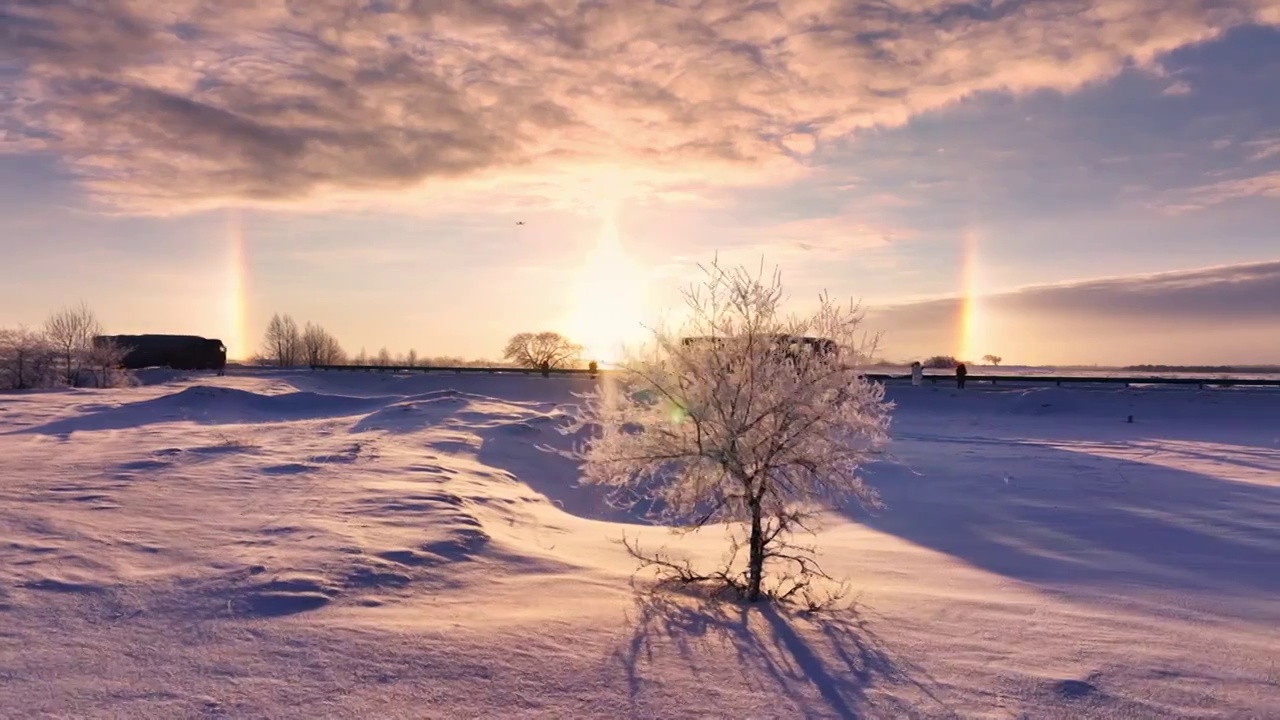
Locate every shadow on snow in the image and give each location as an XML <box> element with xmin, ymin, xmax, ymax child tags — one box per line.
<box><xmin>853</xmin><ymin>433</ymin><xmax>1280</xmax><ymax>611</ymax></box>
<box><xmin>616</xmin><ymin>588</ymin><xmax>946</xmax><ymax>719</ymax></box>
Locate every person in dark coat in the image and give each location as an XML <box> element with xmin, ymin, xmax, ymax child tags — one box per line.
<box><xmin>955</xmin><ymin>362</ymin><xmax>967</xmax><ymax>389</ymax></box>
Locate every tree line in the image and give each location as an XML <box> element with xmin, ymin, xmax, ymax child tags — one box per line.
<box><xmin>254</xmin><ymin>314</ymin><xmax>590</xmax><ymax>371</ymax></box>
<box><xmin>0</xmin><ymin>302</ymin><xmax>129</xmax><ymax>390</ymax></box>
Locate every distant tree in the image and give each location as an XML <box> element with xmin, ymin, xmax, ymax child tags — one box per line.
<box><xmin>43</xmin><ymin>301</ymin><xmax>102</xmax><ymax>386</ymax></box>
<box><xmin>375</xmin><ymin>347</ymin><xmax>392</xmax><ymax>367</ymax></box>
<box><xmin>405</xmin><ymin>349</ymin><xmax>418</xmax><ymax>367</ymax></box>
<box><xmin>567</xmin><ymin>258</ymin><xmax>892</xmax><ymax>606</ymax></box>
<box><xmin>352</xmin><ymin>348</ymin><xmax>368</xmax><ymax>366</ymax></box>
<box><xmin>982</xmin><ymin>354</ymin><xmax>1002</xmax><ymax>366</ymax></box>
<box><xmin>922</xmin><ymin>355</ymin><xmax>958</xmax><ymax>369</ymax></box>
<box><xmin>302</xmin><ymin>322</ymin><xmax>345</xmax><ymax>366</ymax></box>
<box><xmin>502</xmin><ymin>332</ymin><xmax>582</xmax><ymax>370</ymax></box>
<box><xmin>262</xmin><ymin>313</ymin><xmax>302</xmax><ymax>367</ymax></box>
<box><xmin>323</xmin><ymin>335</ymin><xmax>346</xmax><ymax>365</ymax></box>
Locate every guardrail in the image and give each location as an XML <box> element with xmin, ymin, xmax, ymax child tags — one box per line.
<box><xmin>311</xmin><ymin>364</ymin><xmax>598</xmax><ymax>376</ymax></box>
<box><xmin>309</xmin><ymin>364</ymin><xmax>1280</xmax><ymax>388</ymax></box>
<box><xmin>892</xmin><ymin>373</ymin><xmax>1280</xmax><ymax>388</ymax></box>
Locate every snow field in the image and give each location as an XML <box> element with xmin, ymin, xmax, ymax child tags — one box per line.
<box><xmin>1</xmin><ymin>371</ymin><xmax>1277</xmax><ymax>718</ymax></box>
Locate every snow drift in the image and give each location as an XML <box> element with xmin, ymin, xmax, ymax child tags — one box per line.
<box><xmin>1</xmin><ymin>369</ymin><xmax>1277</xmax><ymax>718</ymax></box>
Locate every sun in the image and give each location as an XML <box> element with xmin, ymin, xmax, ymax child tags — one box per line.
<box><xmin>564</xmin><ymin>207</ymin><xmax>648</xmax><ymax>366</ymax></box>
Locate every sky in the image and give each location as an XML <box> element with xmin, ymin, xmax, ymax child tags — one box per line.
<box><xmin>2</xmin><ymin>0</ymin><xmax>1279</xmax><ymax>366</ymax></box>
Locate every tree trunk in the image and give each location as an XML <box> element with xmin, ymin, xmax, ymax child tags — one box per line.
<box><xmin>747</xmin><ymin>501</ymin><xmax>765</xmax><ymax>602</ymax></box>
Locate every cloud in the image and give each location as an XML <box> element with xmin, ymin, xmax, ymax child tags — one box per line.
<box><xmin>5</xmin><ymin>0</ymin><xmax>1279</xmax><ymax>213</ymax></box>
<box><xmin>1163</xmin><ymin>171</ymin><xmax>1280</xmax><ymax>211</ymax></box>
<box><xmin>745</xmin><ymin>214</ymin><xmax>912</xmax><ymax>256</ymax></box>
<box><xmin>1245</xmin><ymin>136</ymin><xmax>1280</xmax><ymax>160</ymax></box>
<box><xmin>866</xmin><ymin>260</ymin><xmax>1280</xmax><ymax>363</ymax></box>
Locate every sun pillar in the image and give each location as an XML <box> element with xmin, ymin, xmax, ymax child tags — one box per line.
<box><xmin>564</xmin><ymin>201</ymin><xmax>648</xmax><ymax>366</ymax></box>
<box><xmin>959</xmin><ymin>229</ymin><xmax>983</xmax><ymax>363</ymax></box>
<box><xmin>224</xmin><ymin>209</ymin><xmax>249</xmax><ymax>362</ymax></box>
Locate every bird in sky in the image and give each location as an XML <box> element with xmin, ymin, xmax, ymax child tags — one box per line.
<box><xmin>516</xmin><ymin>221</ymin><xmax>525</xmax><ymax>226</ymax></box>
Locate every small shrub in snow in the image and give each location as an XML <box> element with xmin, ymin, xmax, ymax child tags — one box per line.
<box><xmin>566</xmin><ymin>258</ymin><xmax>893</xmax><ymax>605</ymax></box>
<box><xmin>922</xmin><ymin>355</ymin><xmax>958</xmax><ymax>369</ymax></box>
<box><xmin>213</xmin><ymin>431</ymin><xmax>260</xmax><ymax>450</ymax></box>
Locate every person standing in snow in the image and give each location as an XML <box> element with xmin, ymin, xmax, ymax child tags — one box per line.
<box><xmin>955</xmin><ymin>362</ymin><xmax>967</xmax><ymax>389</ymax></box>
<box><xmin>911</xmin><ymin>361</ymin><xmax>922</xmax><ymax>386</ymax></box>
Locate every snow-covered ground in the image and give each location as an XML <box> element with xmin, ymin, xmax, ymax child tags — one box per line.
<box><xmin>1</xmin><ymin>370</ymin><xmax>1277</xmax><ymax>719</ymax></box>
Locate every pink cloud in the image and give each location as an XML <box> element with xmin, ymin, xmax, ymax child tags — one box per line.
<box><xmin>6</xmin><ymin>0</ymin><xmax>1279</xmax><ymax>213</ymax></box>
<box><xmin>1245</xmin><ymin>137</ymin><xmax>1280</xmax><ymax>161</ymax></box>
<box><xmin>1155</xmin><ymin>171</ymin><xmax>1280</xmax><ymax>213</ymax></box>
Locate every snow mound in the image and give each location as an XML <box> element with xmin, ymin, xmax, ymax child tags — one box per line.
<box><xmin>130</xmin><ymin>367</ymin><xmax>201</xmax><ymax>386</ymax></box>
<box><xmin>13</xmin><ymin>386</ymin><xmax>399</xmax><ymax>435</ymax></box>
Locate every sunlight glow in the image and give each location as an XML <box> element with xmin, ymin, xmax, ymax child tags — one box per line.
<box><xmin>959</xmin><ymin>229</ymin><xmax>984</xmax><ymax>363</ymax></box>
<box><xmin>224</xmin><ymin>209</ymin><xmax>249</xmax><ymax>361</ymax></box>
<box><xmin>564</xmin><ymin>201</ymin><xmax>649</xmax><ymax>366</ymax></box>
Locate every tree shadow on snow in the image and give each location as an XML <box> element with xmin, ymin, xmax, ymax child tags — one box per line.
<box><xmin>616</xmin><ymin>587</ymin><xmax>946</xmax><ymax>719</ymax></box>
<box><xmin>852</xmin><ymin>435</ymin><xmax>1280</xmax><ymax>614</ymax></box>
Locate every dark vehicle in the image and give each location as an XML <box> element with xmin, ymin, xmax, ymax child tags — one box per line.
<box><xmin>93</xmin><ymin>334</ymin><xmax>227</xmax><ymax>373</ymax></box>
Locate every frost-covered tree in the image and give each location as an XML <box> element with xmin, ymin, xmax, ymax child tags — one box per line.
<box><xmin>567</xmin><ymin>259</ymin><xmax>893</xmax><ymax>605</ymax></box>
<box><xmin>503</xmin><ymin>332</ymin><xmax>582</xmax><ymax>370</ymax></box>
<box><xmin>0</xmin><ymin>326</ymin><xmax>56</xmax><ymax>390</ymax></box>
<box><xmin>43</xmin><ymin>301</ymin><xmax>102</xmax><ymax>386</ymax></box>
<box><xmin>405</xmin><ymin>348</ymin><xmax>418</xmax><ymax>367</ymax></box>
<box><xmin>86</xmin><ymin>337</ymin><xmax>130</xmax><ymax>388</ymax></box>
